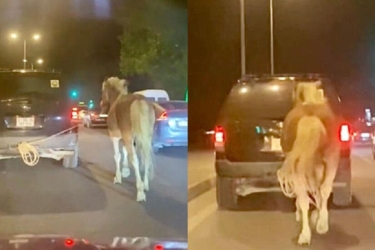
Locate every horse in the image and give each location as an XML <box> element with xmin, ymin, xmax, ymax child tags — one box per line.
<box><xmin>100</xmin><ymin>77</ymin><xmax>165</xmax><ymax>202</ymax></box>
<box><xmin>277</xmin><ymin>81</ymin><xmax>341</xmax><ymax>245</ymax></box>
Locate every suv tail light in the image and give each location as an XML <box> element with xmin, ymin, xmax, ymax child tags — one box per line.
<box><xmin>340</xmin><ymin>124</ymin><xmax>350</xmax><ymax>142</ymax></box>
<box><xmin>214</xmin><ymin>126</ymin><xmax>225</xmax><ymax>143</ymax></box>
<box><xmin>157</xmin><ymin>111</ymin><xmax>168</xmax><ymax>121</ymax></box>
<box><xmin>71</xmin><ymin>111</ymin><xmax>78</xmax><ymax>119</ymax></box>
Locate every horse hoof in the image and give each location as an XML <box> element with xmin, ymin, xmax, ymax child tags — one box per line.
<box><xmin>137</xmin><ymin>191</ymin><xmax>146</xmax><ymax>202</ymax></box>
<box><xmin>113</xmin><ymin>177</ymin><xmax>122</xmax><ymax>184</ymax></box>
<box><xmin>144</xmin><ymin>182</ymin><xmax>149</xmax><ymax>191</ymax></box>
<box><xmin>122</xmin><ymin>167</ymin><xmax>130</xmax><ymax>178</ymax></box>
<box><xmin>297</xmin><ymin>232</ymin><xmax>311</xmax><ymax>245</ymax></box>
<box><xmin>316</xmin><ymin>219</ymin><xmax>329</xmax><ymax>234</ymax></box>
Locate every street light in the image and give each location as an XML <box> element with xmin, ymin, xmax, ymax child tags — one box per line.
<box><xmin>31</xmin><ymin>58</ymin><xmax>43</xmax><ymax>69</ymax></box>
<box><xmin>9</xmin><ymin>32</ymin><xmax>41</xmax><ymax>69</ymax></box>
<box><xmin>239</xmin><ymin>0</ymin><xmax>275</xmax><ymax>76</ymax></box>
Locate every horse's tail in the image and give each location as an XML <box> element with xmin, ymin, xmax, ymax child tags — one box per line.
<box><xmin>278</xmin><ymin>116</ymin><xmax>326</xmax><ymax>205</ymax></box>
<box><xmin>130</xmin><ymin>99</ymin><xmax>156</xmax><ymax>180</ymax></box>
<box><xmin>152</xmin><ymin>102</ymin><xmax>166</xmax><ymax>118</ymax></box>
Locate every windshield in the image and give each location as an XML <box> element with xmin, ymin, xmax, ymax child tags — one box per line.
<box><xmin>0</xmin><ymin>73</ymin><xmax>66</xmax><ymax>100</ymax></box>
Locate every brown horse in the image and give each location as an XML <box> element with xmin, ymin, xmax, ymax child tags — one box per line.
<box><xmin>100</xmin><ymin>77</ymin><xmax>165</xmax><ymax>202</ymax></box>
<box><xmin>277</xmin><ymin>81</ymin><xmax>341</xmax><ymax>245</ymax></box>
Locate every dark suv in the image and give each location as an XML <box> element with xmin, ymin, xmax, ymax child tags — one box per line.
<box><xmin>0</xmin><ymin>70</ymin><xmax>79</xmax><ymax>168</ymax></box>
<box><xmin>214</xmin><ymin>74</ymin><xmax>352</xmax><ymax>210</ymax></box>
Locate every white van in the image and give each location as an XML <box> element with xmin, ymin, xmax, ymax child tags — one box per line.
<box><xmin>133</xmin><ymin>89</ymin><xmax>170</xmax><ymax>102</ymax></box>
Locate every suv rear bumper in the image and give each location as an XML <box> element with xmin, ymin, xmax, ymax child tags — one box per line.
<box><xmin>0</xmin><ymin>132</ymin><xmax>78</xmax><ymax>160</ymax></box>
<box><xmin>216</xmin><ymin>157</ymin><xmax>351</xmax><ymax>179</ymax></box>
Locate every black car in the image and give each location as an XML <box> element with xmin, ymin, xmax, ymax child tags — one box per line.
<box><xmin>214</xmin><ymin>74</ymin><xmax>352</xmax><ymax>210</ymax></box>
<box><xmin>0</xmin><ymin>69</ymin><xmax>79</xmax><ymax>168</ymax></box>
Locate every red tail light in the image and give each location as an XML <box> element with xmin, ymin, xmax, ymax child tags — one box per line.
<box><xmin>64</xmin><ymin>238</ymin><xmax>75</xmax><ymax>247</ymax></box>
<box><xmin>340</xmin><ymin>124</ymin><xmax>350</xmax><ymax>142</ymax></box>
<box><xmin>214</xmin><ymin>126</ymin><xmax>225</xmax><ymax>143</ymax></box>
<box><xmin>71</xmin><ymin>111</ymin><xmax>78</xmax><ymax>119</ymax></box>
<box><xmin>157</xmin><ymin>111</ymin><xmax>168</xmax><ymax>121</ymax></box>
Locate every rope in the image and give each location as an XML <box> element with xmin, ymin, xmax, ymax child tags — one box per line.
<box><xmin>4</xmin><ymin>125</ymin><xmax>79</xmax><ymax>167</ymax></box>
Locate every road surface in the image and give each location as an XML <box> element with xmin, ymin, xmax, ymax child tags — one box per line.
<box><xmin>0</xmin><ymin>126</ymin><xmax>187</xmax><ymax>244</ymax></box>
<box><xmin>188</xmin><ymin>146</ymin><xmax>375</xmax><ymax>250</ymax></box>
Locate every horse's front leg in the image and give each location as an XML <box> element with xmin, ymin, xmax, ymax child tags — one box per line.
<box><xmin>111</xmin><ymin>137</ymin><xmax>122</xmax><ymax>184</ymax></box>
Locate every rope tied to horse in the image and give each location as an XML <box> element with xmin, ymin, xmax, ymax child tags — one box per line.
<box><xmin>5</xmin><ymin>125</ymin><xmax>79</xmax><ymax>167</ymax></box>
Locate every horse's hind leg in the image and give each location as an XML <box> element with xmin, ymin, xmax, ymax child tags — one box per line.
<box><xmin>111</xmin><ymin>137</ymin><xmax>122</xmax><ymax>184</ymax></box>
<box><xmin>296</xmin><ymin>188</ymin><xmax>311</xmax><ymax>245</ymax></box>
<box><xmin>123</xmin><ymin>136</ymin><xmax>145</xmax><ymax>202</ymax></box>
<box><xmin>295</xmin><ymin>198</ymin><xmax>301</xmax><ymax>222</ymax></box>
<box><xmin>316</xmin><ymin>152</ymin><xmax>339</xmax><ymax>234</ymax></box>
<box><xmin>121</xmin><ymin>146</ymin><xmax>130</xmax><ymax>178</ymax></box>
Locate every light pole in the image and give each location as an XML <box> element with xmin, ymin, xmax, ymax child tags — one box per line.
<box><xmin>269</xmin><ymin>0</ymin><xmax>274</xmax><ymax>74</ymax></box>
<box><xmin>240</xmin><ymin>0</ymin><xmax>246</xmax><ymax>76</ymax></box>
<box><xmin>9</xmin><ymin>33</ymin><xmax>41</xmax><ymax>69</ymax></box>
<box><xmin>240</xmin><ymin>0</ymin><xmax>275</xmax><ymax>75</ymax></box>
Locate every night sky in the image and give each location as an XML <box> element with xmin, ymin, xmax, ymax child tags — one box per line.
<box><xmin>189</xmin><ymin>0</ymin><xmax>375</xmax><ymax>132</ymax></box>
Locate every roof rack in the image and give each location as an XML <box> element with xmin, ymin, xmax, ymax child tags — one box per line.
<box><xmin>239</xmin><ymin>73</ymin><xmax>327</xmax><ymax>83</ymax></box>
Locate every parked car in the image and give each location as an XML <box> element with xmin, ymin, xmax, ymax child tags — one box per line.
<box><xmin>83</xmin><ymin>107</ymin><xmax>107</xmax><ymax>128</ymax></box>
<box><xmin>352</xmin><ymin>123</ymin><xmax>373</xmax><ymax>146</ymax></box>
<box><xmin>153</xmin><ymin>100</ymin><xmax>187</xmax><ymax>152</ymax></box>
<box><xmin>214</xmin><ymin>74</ymin><xmax>352</xmax><ymax>210</ymax></box>
<box><xmin>0</xmin><ymin>69</ymin><xmax>78</xmax><ymax>168</ymax></box>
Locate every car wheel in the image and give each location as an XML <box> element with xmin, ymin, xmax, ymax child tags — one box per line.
<box><xmin>332</xmin><ymin>160</ymin><xmax>352</xmax><ymax>206</ymax></box>
<box><xmin>216</xmin><ymin>176</ymin><xmax>241</xmax><ymax>210</ymax></box>
<box><xmin>62</xmin><ymin>144</ymin><xmax>79</xmax><ymax>168</ymax></box>
<box><xmin>153</xmin><ymin>146</ymin><xmax>160</xmax><ymax>153</ymax></box>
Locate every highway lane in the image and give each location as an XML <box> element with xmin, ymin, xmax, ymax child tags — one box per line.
<box><xmin>0</xmin><ymin>126</ymin><xmax>187</xmax><ymax>244</ymax></box>
<box><xmin>188</xmin><ymin>146</ymin><xmax>375</xmax><ymax>250</ymax></box>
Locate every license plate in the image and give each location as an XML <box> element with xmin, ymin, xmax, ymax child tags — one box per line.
<box><xmin>178</xmin><ymin>121</ymin><xmax>187</xmax><ymax>127</ymax></box>
<box><xmin>361</xmin><ymin>133</ymin><xmax>370</xmax><ymax>138</ymax></box>
<box><xmin>16</xmin><ymin>116</ymin><xmax>35</xmax><ymax>127</ymax></box>
<box><xmin>270</xmin><ymin>137</ymin><xmax>282</xmax><ymax>151</ymax></box>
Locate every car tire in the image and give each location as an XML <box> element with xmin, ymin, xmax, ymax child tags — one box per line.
<box><xmin>62</xmin><ymin>145</ymin><xmax>79</xmax><ymax>168</ymax></box>
<box><xmin>216</xmin><ymin>176</ymin><xmax>241</xmax><ymax>210</ymax></box>
<box><xmin>153</xmin><ymin>146</ymin><xmax>160</xmax><ymax>153</ymax></box>
<box><xmin>332</xmin><ymin>161</ymin><xmax>352</xmax><ymax>206</ymax></box>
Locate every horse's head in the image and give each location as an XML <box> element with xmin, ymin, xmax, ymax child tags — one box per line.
<box><xmin>101</xmin><ymin>76</ymin><xmax>129</xmax><ymax>113</ymax></box>
<box><xmin>293</xmin><ymin>81</ymin><xmax>326</xmax><ymax>106</ymax></box>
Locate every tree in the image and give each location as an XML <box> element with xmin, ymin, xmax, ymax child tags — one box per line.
<box><xmin>118</xmin><ymin>0</ymin><xmax>187</xmax><ymax>99</ymax></box>
<box><xmin>119</xmin><ymin>27</ymin><xmax>161</xmax><ymax>76</ymax></box>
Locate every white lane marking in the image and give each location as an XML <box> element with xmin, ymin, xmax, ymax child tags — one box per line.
<box><xmin>188</xmin><ymin>189</ymin><xmax>217</xmax><ymax>233</ymax></box>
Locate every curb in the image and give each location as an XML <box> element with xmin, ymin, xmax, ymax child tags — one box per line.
<box><xmin>188</xmin><ymin>176</ymin><xmax>216</xmax><ymax>202</ymax></box>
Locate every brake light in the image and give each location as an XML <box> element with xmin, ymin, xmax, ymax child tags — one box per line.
<box><xmin>157</xmin><ymin>111</ymin><xmax>168</xmax><ymax>121</ymax></box>
<box><xmin>72</xmin><ymin>107</ymin><xmax>78</xmax><ymax>111</ymax></box>
<box><xmin>64</xmin><ymin>238</ymin><xmax>75</xmax><ymax>247</ymax></box>
<box><xmin>214</xmin><ymin>126</ymin><xmax>225</xmax><ymax>143</ymax></box>
<box><xmin>71</xmin><ymin>111</ymin><xmax>78</xmax><ymax>119</ymax></box>
<box><xmin>340</xmin><ymin>124</ymin><xmax>350</xmax><ymax>142</ymax></box>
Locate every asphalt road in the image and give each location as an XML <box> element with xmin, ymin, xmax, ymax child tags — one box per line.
<box><xmin>0</xmin><ymin>126</ymin><xmax>187</xmax><ymax>244</ymax></box>
<box><xmin>188</xmin><ymin>146</ymin><xmax>375</xmax><ymax>250</ymax></box>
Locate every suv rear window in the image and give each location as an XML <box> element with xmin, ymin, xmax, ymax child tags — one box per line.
<box><xmin>218</xmin><ymin>78</ymin><xmax>340</xmax><ymax>122</ymax></box>
<box><xmin>218</xmin><ymin>81</ymin><xmax>294</xmax><ymax>121</ymax></box>
<box><xmin>0</xmin><ymin>72</ymin><xmax>66</xmax><ymax>100</ymax></box>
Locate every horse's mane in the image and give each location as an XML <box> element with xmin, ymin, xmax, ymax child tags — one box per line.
<box><xmin>102</xmin><ymin>76</ymin><xmax>129</xmax><ymax>94</ymax></box>
<box><xmin>293</xmin><ymin>81</ymin><xmax>326</xmax><ymax>106</ymax></box>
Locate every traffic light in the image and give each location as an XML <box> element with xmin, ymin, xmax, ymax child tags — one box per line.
<box><xmin>70</xmin><ymin>90</ymin><xmax>79</xmax><ymax>99</ymax></box>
